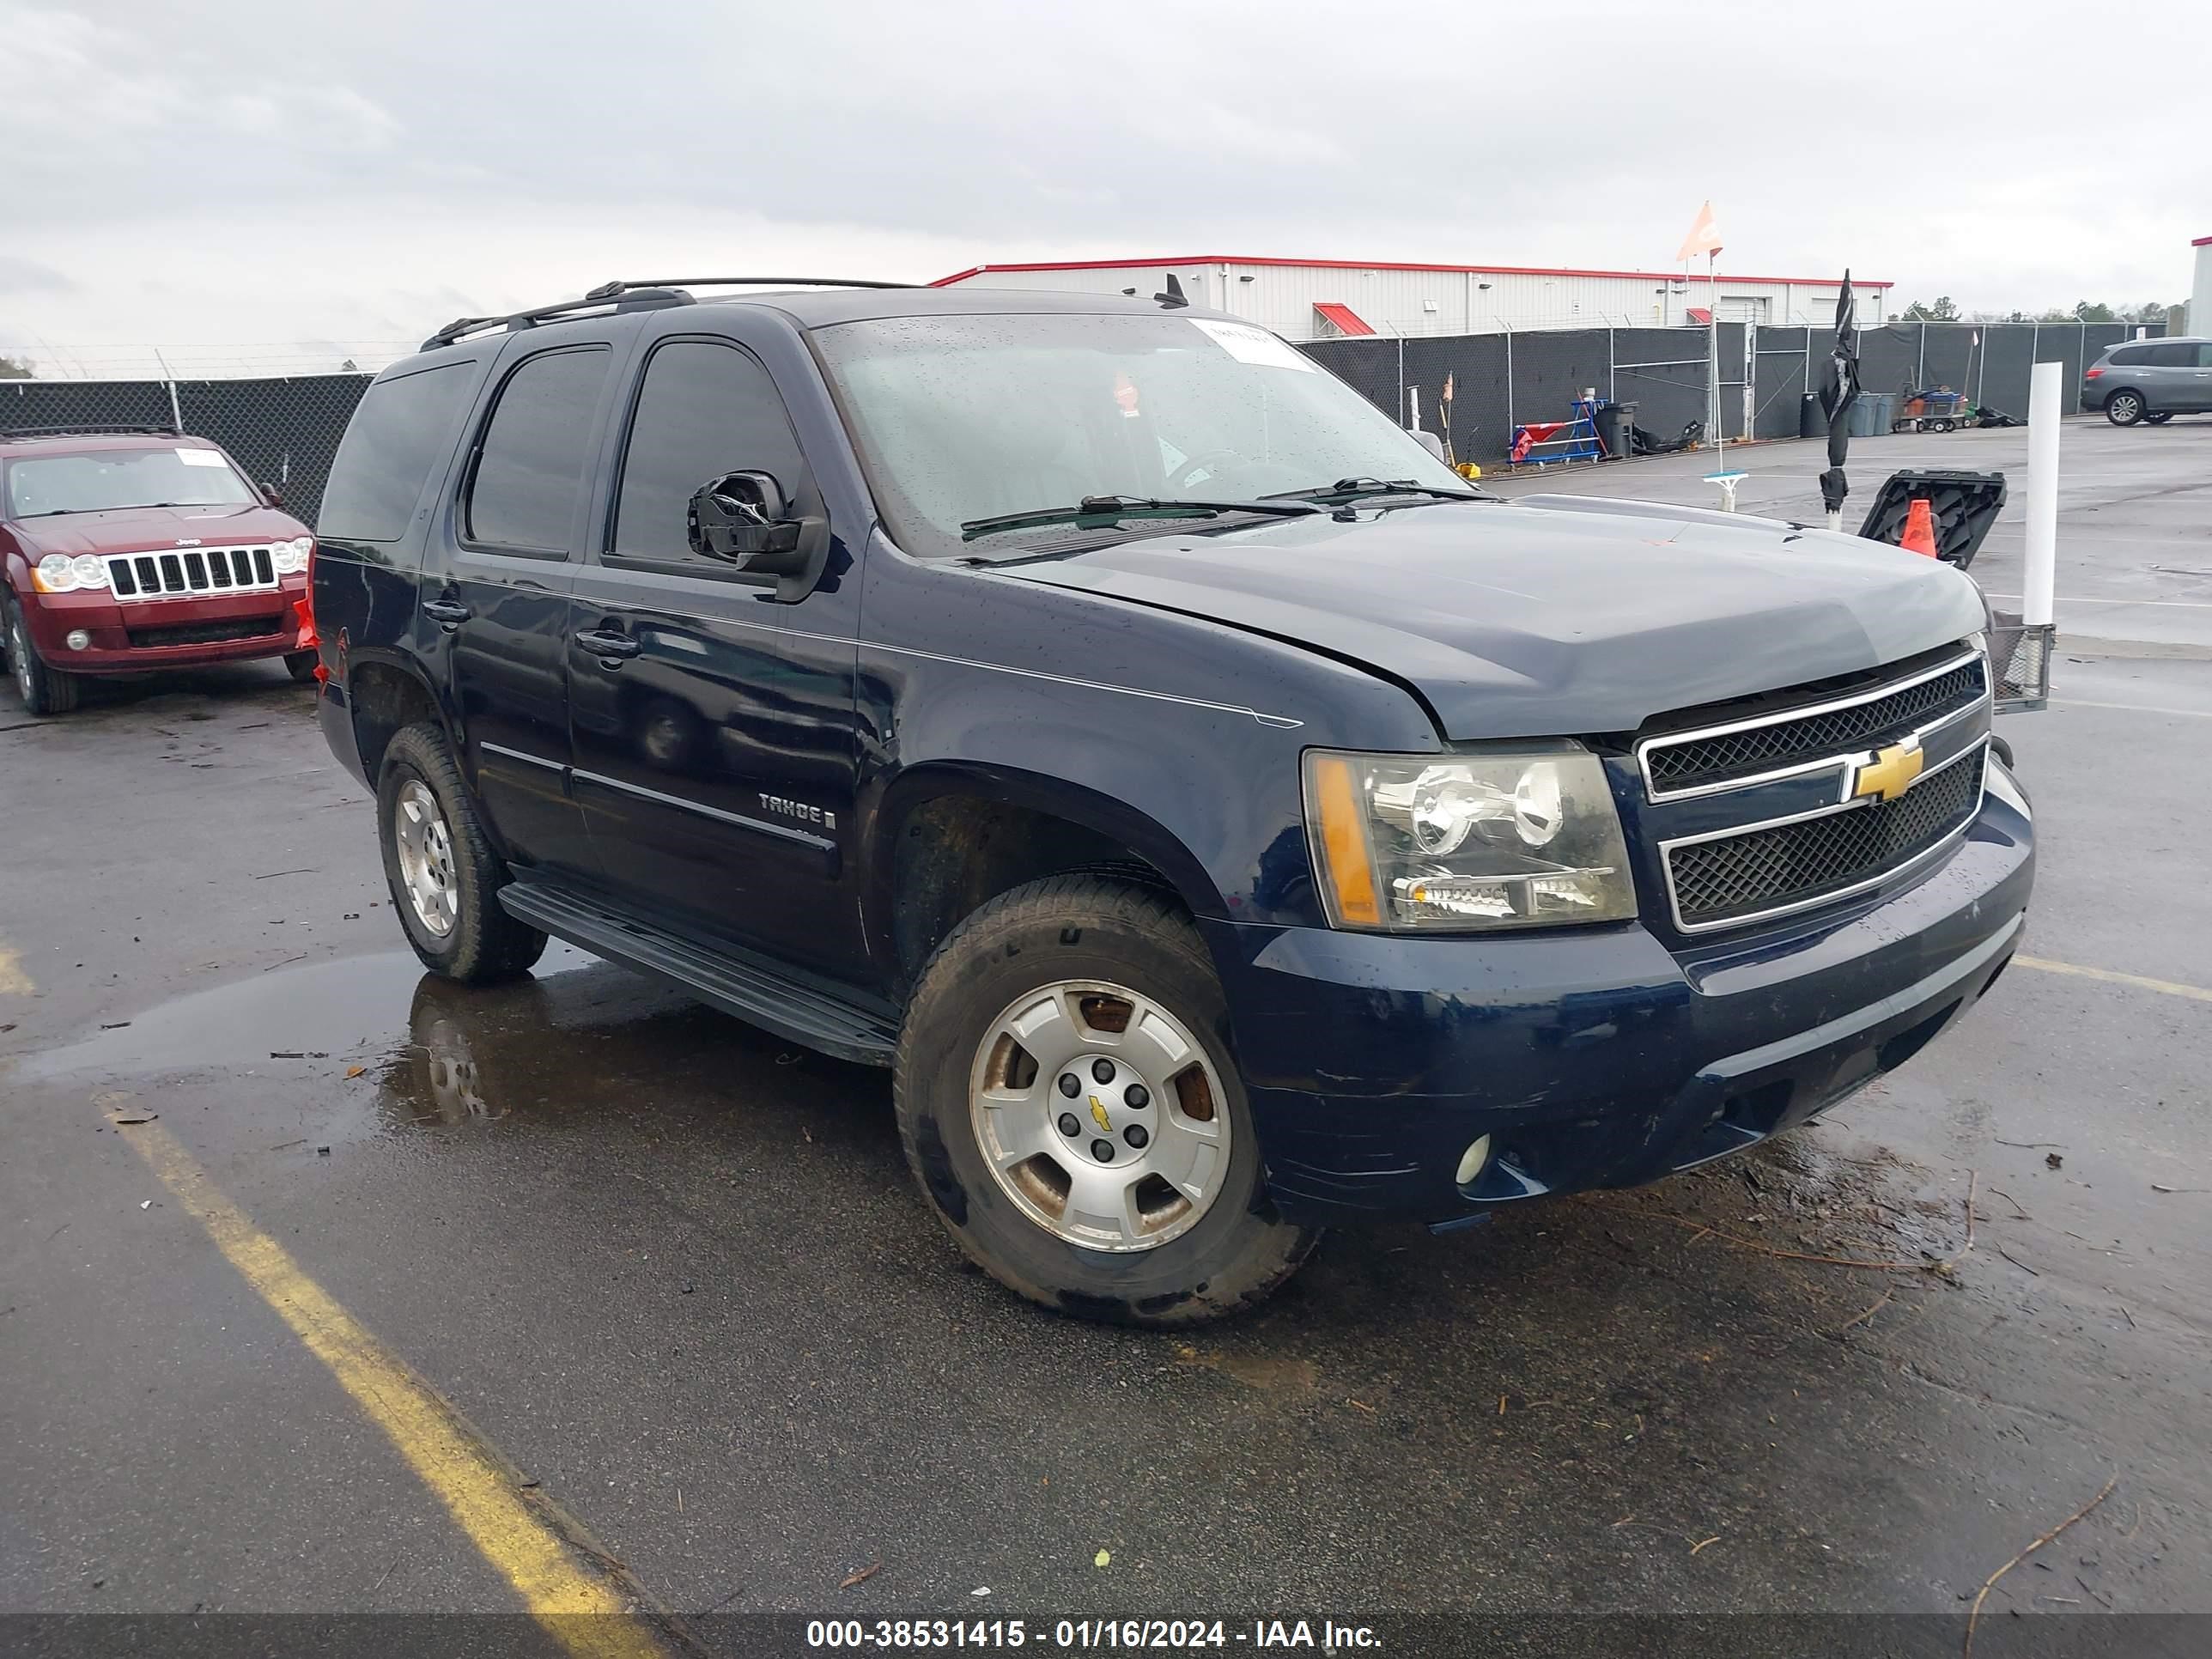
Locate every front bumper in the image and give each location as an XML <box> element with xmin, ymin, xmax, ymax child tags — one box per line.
<box><xmin>17</xmin><ymin>581</ymin><xmax>307</xmax><ymax>674</ymax></box>
<box><xmin>1207</xmin><ymin>787</ymin><xmax>2033</xmax><ymax>1227</ymax></box>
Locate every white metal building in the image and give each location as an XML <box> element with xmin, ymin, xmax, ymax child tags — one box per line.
<box><xmin>931</xmin><ymin>256</ymin><xmax>1889</xmax><ymax>340</ymax></box>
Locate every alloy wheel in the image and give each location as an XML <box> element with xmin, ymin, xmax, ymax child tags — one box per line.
<box><xmin>969</xmin><ymin>979</ymin><xmax>1232</xmax><ymax>1252</ymax></box>
<box><xmin>392</xmin><ymin>779</ymin><xmax>459</xmax><ymax>938</ymax></box>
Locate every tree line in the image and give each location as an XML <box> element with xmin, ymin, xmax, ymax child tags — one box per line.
<box><xmin>1898</xmin><ymin>296</ymin><xmax>2180</xmax><ymax>325</ymax></box>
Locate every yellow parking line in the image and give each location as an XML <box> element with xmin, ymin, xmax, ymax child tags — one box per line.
<box><xmin>119</xmin><ymin>1119</ymin><xmax>674</xmax><ymax>1659</ymax></box>
<box><xmin>2015</xmin><ymin>955</ymin><xmax>2212</xmax><ymax>1005</ymax></box>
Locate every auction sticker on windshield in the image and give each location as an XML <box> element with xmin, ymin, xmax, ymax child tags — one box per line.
<box><xmin>178</xmin><ymin>450</ymin><xmax>230</xmax><ymax>467</ymax></box>
<box><xmin>1189</xmin><ymin>318</ymin><xmax>1316</xmax><ymax>372</ymax></box>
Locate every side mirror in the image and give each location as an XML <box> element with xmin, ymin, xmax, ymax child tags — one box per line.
<box><xmin>1412</xmin><ymin>431</ymin><xmax>1447</xmax><ymax>463</ymax></box>
<box><xmin>687</xmin><ymin>471</ymin><xmax>812</xmax><ymax>576</ymax></box>
<box><xmin>258</xmin><ymin>482</ymin><xmax>285</xmax><ymax>508</ymax></box>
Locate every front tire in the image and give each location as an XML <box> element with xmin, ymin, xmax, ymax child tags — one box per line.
<box><xmin>895</xmin><ymin>875</ymin><xmax>1318</xmax><ymax>1327</ymax></box>
<box><xmin>284</xmin><ymin>649</ymin><xmax>320</xmax><ymax>684</ymax></box>
<box><xmin>4</xmin><ymin>594</ymin><xmax>82</xmax><ymax>715</ymax></box>
<box><xmin>2105</xmin><ymin>390</ymin><xmax>2146</xmax><ymax>426</ymax></box>
<box><xmin>376</xmin><ymin>722</ymin><xmax>547</xmax><ymax>983</ymax></box>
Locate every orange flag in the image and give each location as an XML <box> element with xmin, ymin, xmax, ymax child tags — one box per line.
<box><xmin>1676</xmin><ymin>202</ymin><xmax>1723</xmax><ymax>263</ymax></box>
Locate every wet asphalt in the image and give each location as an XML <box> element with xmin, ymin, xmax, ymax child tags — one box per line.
<box><xmin>2</xmin><ymin>416</ymin><xmax>2208</xmax><ymax>1640</ymax></box>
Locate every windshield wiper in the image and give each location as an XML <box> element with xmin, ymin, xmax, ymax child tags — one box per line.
<box><xmin>961</xmin><ymin>494</ymin><xmax>1322</xmax><ymax>542</ymax></box>
<box><xmin>1265</xmin><ymin>477</ymin><xmax>1492</xmax><ymax>506</ymax></box>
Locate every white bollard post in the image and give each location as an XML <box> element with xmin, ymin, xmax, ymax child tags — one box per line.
<box><xmin>2023</xmin><ymin>362</ymin><xmax>2060</xmax><ymax>629</ymax></box>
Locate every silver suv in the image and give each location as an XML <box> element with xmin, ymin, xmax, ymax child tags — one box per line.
<box><xmin>2083</xmin><ymin>336</ymin><xmax>2212</xmax><ymax>425</ymax></box>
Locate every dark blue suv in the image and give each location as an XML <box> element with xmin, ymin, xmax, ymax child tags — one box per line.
<box><xmin>308</xmin><ymin>279</ymin><xmax>2033</xmax><ymax>1324</ymax></box>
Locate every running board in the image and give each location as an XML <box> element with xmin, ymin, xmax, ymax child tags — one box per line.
<box><xmin>497</xmin><ymin>880</ymin><xmax>900</xmax><ymax>1066</ymax></box>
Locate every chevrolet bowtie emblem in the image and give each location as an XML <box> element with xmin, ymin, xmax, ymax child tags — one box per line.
<box><xmin>1852</xmin><ymin>741</ymin><xmax>1924</xmax><ymax>803</ymax></box>
<box><xmin>1089</xmin><ymin>1095</ymin><xmax>1113</xmax><ymax>1134</ymax></box>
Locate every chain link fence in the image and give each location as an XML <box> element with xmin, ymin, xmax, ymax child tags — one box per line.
<box><xmin>0</xmin><ymin>319</ymin><xmax>2163</xmax><ymax>520</ymax></box>
<box><xmin>3</xmin><ymin>374</ymin><xmax>370</xmax><ymax>527</ymax></box>
<box><xmin>1307</xmin><ymin>319</ymin><xmax>2160</xmax><ymax>466</ymax></box>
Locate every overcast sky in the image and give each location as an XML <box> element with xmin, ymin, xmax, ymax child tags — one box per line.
<box><xmin>4</xmin><ymin>0</ymin><xmax>2203</xmax><ymax>375</ymax></box>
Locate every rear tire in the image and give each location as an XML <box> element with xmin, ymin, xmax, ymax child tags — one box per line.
<box><xmin>376</xmin><ymin>721</ymin><xmax>547</xmax><ymax>983</ymax></box>
<box><xmin>894</xmin><ymin>875</ymin><xmax>1318</xmax><ymax>1328</ymax></box>
<box><xmin>2105</xmin><ymin>390</ymin><xmax>2146</xmax><ymax>427</ymax></box>
<box><xmin>284</xmin><ymin>649</ymin><xmax>320</xmax><ymax>684</ymax></box>
<box><xmin>4</xmin><ymin>593</ymin><xmax>81</xmax><ymax>715</ymax></box>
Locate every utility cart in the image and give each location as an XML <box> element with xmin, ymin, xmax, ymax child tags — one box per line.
<box><xmin>1892</xmin><ymin>389</ymin><xmax>1972</xmax><ymax>434</ymax></box>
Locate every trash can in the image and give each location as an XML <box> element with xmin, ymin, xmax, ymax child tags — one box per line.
<box><xmin>1799</xmin><ymin>393</ymin><xmax>1824</xmax><ymax>440</ymax></box>
<box><xmin>1857</xmin><ymin>469</ymin><xmax>2008</xmax><ymax>570</ymax></box>
<box><xmin>1595</xmin><ymin>399</ymin><xmax>1636</xmax><ymax>460</ymax></box>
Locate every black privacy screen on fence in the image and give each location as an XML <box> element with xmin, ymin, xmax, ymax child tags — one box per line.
<box><xmin>0</xmin><ymin>320</ymin><xmax>2161</xmax><ymax>517</ymax></box>
<box><xmin>1305</xmin><ymin>319</ymin><xmax>2158</xmax><ymax>466</ymax></box>
<box><xmin>0</xmin><ymin>374</ymin><xmax>371</xmax><ymax>528</ymax></box>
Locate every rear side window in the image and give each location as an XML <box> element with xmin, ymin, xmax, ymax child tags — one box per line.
<box><xmin>610</xmin><ymin>339</ymin><xmax>807</xmax><ymax>568</ymax></box>
<box><xmin>2138</xmin><ymin>343</ymin><xmax>2194</xmax><ymax>368</ymax></box>
<box><xmin>319</xmin><ymin>362</ymin><xmax>477</xmax><ymax>542</ymax></box>
<box><xmin>2107</xmin><ymin>346</ymin><xmax>2148</xmax><ymax>366</ymax></box>
<box><xmin>466</xmin><ymin>346</ymin><xmax>611</xmax><ymax>554</ymax></box>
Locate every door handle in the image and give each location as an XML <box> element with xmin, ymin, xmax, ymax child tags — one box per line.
<box><xmin>574</xmin><ymin>629</ymin><xmax>641</xmax><ymax>660</ymax></box>
<box><xmin>422</xmin><ymin>599</ymin><xmax>471</xmax><ymax>626</ymax></box>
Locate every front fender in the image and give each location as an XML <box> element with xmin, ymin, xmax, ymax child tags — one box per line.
<box><xmin>866</xmin><ymin>757</ymin><xmax>1231</xmax><ymax>927</ymax></box>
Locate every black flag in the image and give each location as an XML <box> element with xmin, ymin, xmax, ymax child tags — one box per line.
<box><xmin>1816</xmin><ymin>272</ymin><xmax>1860</xmax><ymax>518</ymax></box>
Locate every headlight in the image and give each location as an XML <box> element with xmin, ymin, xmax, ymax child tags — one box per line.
<box><xmin>272</xmin><ymin>537</ymin><xmax>313</xmax><ymax>574</ymax></box>
<box><xmin>33</xmin><ymin>553</ymin><xmax>80</xmax><ymax>592</ymax></box>
<box><xmin>71</xmin><ymin>554</ymin><xmax>109</xmax><ymax>588</ymax></box>
<box><xmin>1304</xmin><ymin>747</ymin><xmax>1637</xmax><ymax>932</ymax></box>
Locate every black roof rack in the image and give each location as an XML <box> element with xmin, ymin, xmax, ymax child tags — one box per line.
<box><xmin>0</xmin><ymin>422</ymin><xmax>185</xmax><ymax>441</ymax></box>
<box><xmin>422</xmin><ymin>277</ymin><xmax>920</xmax><ymax>352</ymax></box>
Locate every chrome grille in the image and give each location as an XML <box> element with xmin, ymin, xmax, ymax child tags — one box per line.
<box><xmin>104</xmin><ymin>545</ymin><xmax>279</xmax><ymax>603</ymax></box>
<box><xmin>1664</xmin><ymin>745</ymin><xmax>1987</xmax><ymax>931</ymax></box>
<box><xmin>1640</xmin><ymin>651</ymin><xmax>1989</xmax><ymax>800</ymax></box>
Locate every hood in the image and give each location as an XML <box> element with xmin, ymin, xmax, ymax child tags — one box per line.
<box><xmin>994</xmin><ymin>495</ymin><xmax>1987</xmax><ymax>738</ymax></box>
<box><xmin>9</xmin><ymin>502</ymin><xmax>307</xmax><ymax>558</ymax></box>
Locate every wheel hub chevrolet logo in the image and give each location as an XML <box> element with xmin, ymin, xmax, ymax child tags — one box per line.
<box><xmin>1851</xmin><ymin>740</ymin><xmax>1924</xmax><ymax>803</ymax></box>
<box><xmin>1088</xmin><ymin>1095</ymin><xmax>1112</xmax><ymax>1134</ymax></box>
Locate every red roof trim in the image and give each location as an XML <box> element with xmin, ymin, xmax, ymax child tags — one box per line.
<box><xmin>930</xmin><ymin>256</ymin><xmax>1893</xmax><ymax>288</ymax></box>
<box><xmin>1685</xmin><ymin>307</ymin><xmax>1712</xmax><ymax>325</ymax></box>
<box><xmin>1312</xmin><ymin>301</ymin><xmax>1376</xmax><ymax>337</ymax></box>
<box><xmin>2194</xmin><ymin>234</ymin><xmax>2212</xmax><ymax>247</ymax></box>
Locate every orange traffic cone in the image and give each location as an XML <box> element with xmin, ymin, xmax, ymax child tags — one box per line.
<box><xmin>1900</xmin><ymin>497</ymin><xmax>1939</xmax><ymax>557</ymax></box>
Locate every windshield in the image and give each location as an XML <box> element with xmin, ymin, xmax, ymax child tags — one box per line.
<box><xmin>3</xmin><ymin>447</ymin><xmax>257</xmax><ymax>518</ymax></box>
<box><xmin>812</xmin><ymin>311</ymin><xmax>1468</xmax><ymax>557</ymax></box>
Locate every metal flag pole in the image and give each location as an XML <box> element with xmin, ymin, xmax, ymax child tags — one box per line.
<box><xmin>1708</xmin><ymin>248</ymin><xmax>1722</xmax><ymax>473</ymax></box>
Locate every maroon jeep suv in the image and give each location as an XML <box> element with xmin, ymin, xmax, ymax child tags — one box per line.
<box><xmin>1</xmin><ymin>428</ymin><xmax>318</xmax><ymax>714</ymax></box>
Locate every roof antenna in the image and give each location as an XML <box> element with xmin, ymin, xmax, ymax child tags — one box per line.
<box><xmin>1153</xmin><ymin>273</ymin><xmax>1189</xmax><ymax>309</ymax></box>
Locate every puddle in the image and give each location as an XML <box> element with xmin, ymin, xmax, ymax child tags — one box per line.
<box><xmin>22</xmin><ymin>950</ymin><xmax>475</xmax><ymax>1082</ymax></box>
<box><xmin>22</xmin><ymin>943</ymin><xmax>890</xmax><ymax>1146</ymax></box>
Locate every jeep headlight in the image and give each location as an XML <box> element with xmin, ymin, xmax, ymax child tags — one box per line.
<box><xmin>1304</xmin><ymin>748</ymin><xmax>1637</xmax><ymax>932</ymax></box>
<box><xmin>272</xmin><ymin>536</ymin><xmax>313</xmax><ymax>574</ymax></box>
<box><xmin>33</xmin><ymin>553</ymin><xmax>82</xmax><ymax>593</ymax></box>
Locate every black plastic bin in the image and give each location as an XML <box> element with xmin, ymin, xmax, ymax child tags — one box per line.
<box><xmin>1799</xmin><ymin>393</ymin><xmax>1823</xmax><ymax>440</ymax></box>
<box><xmin>1595</xmin><ymin>399</ymin><xmax>1636</xmax><ymax>459</ymax></box>
<box><xmin>1857</xmin><ymin>469</ymin><xmax>2008</xmax><ymax>570</ymax></box>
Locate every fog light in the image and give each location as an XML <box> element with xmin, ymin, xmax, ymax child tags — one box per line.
<box><xmin>65</xmin><ymin>629</ymin><xmax>92</xmax><ymax>651</ymax></box>
<box><xmin>1455</xmin><ymin>1133</ymin><xmax>1493</xmax><ymax>1186</ymax></box>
